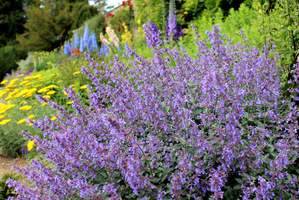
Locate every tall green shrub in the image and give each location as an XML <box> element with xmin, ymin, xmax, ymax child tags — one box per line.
<box><xmin>0</xmin><ymin>45</ymin><xmax>26</xmax><ymax>82</ymax></box>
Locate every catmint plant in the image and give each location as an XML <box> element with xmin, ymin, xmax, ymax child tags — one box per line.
<box><xmin>7</xmin><ymin>24</ymin><xmax>299</xmax><ymax>199</ymax></box>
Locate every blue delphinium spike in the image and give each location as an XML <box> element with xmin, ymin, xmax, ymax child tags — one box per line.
<box><xmin>103</xmin><ymin>44</ymin><xmax>109</xmax><ymax>57</ymax></box>
<box><xmin>71</xmin><ymin>41</ymin><xmax>75</xmax><ymax>49</ymax></box>
<box><xmin>64</xmin><ymin>41</ymin><xmax>68</xmax><ymax>54</ymax></box>
<box><xmin>90</xmin><ymin>33</ymin><xmax>98</xmax><ymax>52</ymax></box>
<box><xmin>64</xmin><ymin>41</ymin><xmax>71</xmax><ymax>54</ymax></box>
<box><xmin>99</xmin><ymin>46</ymin><xmax>103</xmax><ymax>57</ymax></box>
<box><xmin>80</xmin><ymin>36</ymin><xmax>84</xmax><ymax>52</ymax></box>
<box><xmin>83</xmin><ymin>23</ymin><xmax>89</xmax><ymax>48</ymax></box>
<box><xmin>74</xmin><ymin>33</ymin><xmax>80</xmax><ymax>47</ymax></box>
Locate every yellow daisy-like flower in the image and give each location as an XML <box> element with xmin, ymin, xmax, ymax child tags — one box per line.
<box><xmin>27</xmin><ymin>140</ymin><xmax>35</xmax><ymax>151</ymax></box>
<box><xmin>28</xmin><ymin>115</ymin><xmax>35</xmax><ymax>119</ymax></box>
<box><xmin>19</xmin><ymin>81</ymin><xmax>28</xmax><ymax>86</ymax></box>
<box><xmin>34</xmin><ymin>84</ymin><xmax>42</xmax><ymax>88</ymax></box>
<box><xmin>43</xmin><ymin>95</ymin><xmax>50</xmax><ymax>99</ymax></box>
<box><xmin>51</xmin><ymin>116</ymin><xmax>57</xmax><ymax>121</ymax></box>
<box><xmin>19</xmin><ymin>100</ymin><xmax>26</xmax><ymax>105</ymax></box>
<box><xmin>67</xmin><ymin>101</ymin><xmax>74</xmax><ymax>104</ymax></box>
<box><xmin>25</xmin><ymin>82</ymin><xmax>34</xmax><ymax>87</ymax></box>
<box><xmin>46</xmin><ymin>85</ymin><xmax>58</xmax><ymax>89</ymax></box>
<box><xmin>38</xmin><ymin>87</ymin><xmax>49</xmax><ymax>93</ymax></box>
<box><xmin>73</xmin><ymin>71</ymin><xmax>81</xmax><ymax>75</ymax></box>
<box><xmin>0</xmin><ymin>80</ymin><xmax>8</xmax><ymax>84</ymax></box>
<box><xmin>0</xmin><ymin>90</ymin><xmax>8</xmax><ymax>98</ymax></box>
<box><xmin>17</xmin><ymin>74</ymin><xmax>24</xmax><ymax>77</ymax></box>
<box><xmin>64</xmin><ymin>91</ymin><xmax>68</xmax><ymax>96</ymax></box>
<box><xmin>20</xmin><ymin>105</ymin><xmax>32</xmax><ymax>110</ymax></box>
<box><xmin>50</xmin><ymin>74</ymin><xmax>57</xmax><ymax>77</ymax></box>
<box><xmin>9</xmin><ymin>78</ymin><xmax>19</xmax><ymax>84</ymax></box>
<box><xmin>42</xmin><ymin>102</ymin><xmax>47</xmax><ymax>106</ymax></box>
<box><xmin>5</xmin><ymin>84</ymin><xmax>17</xmax><ymax>89</ymax></box>
<box><xmin>137</xmin><ymin>19</ymin><xmax>141</xmax><ymax>24</ymax></box>
<box><xmin>17</xmin><ymin>118</ymin><xmax>26</xmax><ymax>124</ymax></box>
<box><xmin>0</xmin><ymin>115</ymin><xmax>6</xmax><ymax>119</ymax></box>
<box><xmin>80</xmin><ymin>85</ymin><xmax>87</xmax><ymax>89</ymax></box>
<box><xmin>24</xmin><ymin>93</ymin><xmax>33</xmax><ymax>98</ymax></box>
<box><xmin>46</xmin><ymin>90</ymin><xmax>56</xmax><ymax>95</ymax></box>
<box><xmin>24</xmin><ymin>76</ymin><xmax>33</xmax><ymax>80</ymax></box>
<box><xmin>0</xmin><ymin>119</ymin><xmax>11</xmax><ymax>125</ymax></box>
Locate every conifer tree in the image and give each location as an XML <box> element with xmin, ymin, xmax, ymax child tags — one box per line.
<box><xmin>17</xmin><ymin>0</ymin><xmax>89</xmax><ymax>51</ymax></box>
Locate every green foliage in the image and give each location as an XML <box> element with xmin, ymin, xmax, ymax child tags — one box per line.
<box><xmin>133</xmin><ymin>0</ymin><xmax>168</xmax><ymax>31</ymax></box>
<box><xmin>0</xmin><ymin>0</ymin><xmax>26</xmax><ymax>47</ymax></box>
<box><xmin>71</xmin><ymin>4</ymin><xmax>98</xmax><ymax>31</ymax></box>
<box><xmin>17</xmin><ymin>0</ymin><xmax>87</xmax><ymax>51</ymax></box>
<box><xmin>0</xmin><ymin>172</ymin><xmax>20</xmax><ymax>199</ymax></box>
<box><xmin>0</xmin><ymin>101</ymin><xmax>56</xmax><ymax>157</ymax></box>
<box><xmin>189</xmin><ymin>0</ymin><xmax>299</xmax><ymax>94</ymax></box>
<box><xmin>73</xmin><ymin>14</ymin><xmax>106</xmax><ymax>40</ymax></box>
<box><xmin>28</xmin><ymin>50</ymin><xmax>63</xmax><ymax>72</ymax></box>
<box><xmin>133</xmin><ymin>0</ymin><xmax>246</xmax><ymax>32</ymax></box>
<box><xmin>257</xmin><ymin>0</ymin><xmax>299</xmax><ymax>93</ymax></box>
<box><xmin>0</xmin><ymin>45</ymin><xmax>27</xmax><ymax>82</ymax></box>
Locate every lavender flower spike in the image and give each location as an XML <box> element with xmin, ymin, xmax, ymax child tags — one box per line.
<box><xmin>167</xmin><ymin>0</ymin><xmax>176</xmax><ymax>39</ymax></box>
<box><xmin>143</xmin><ymin>21</ymin><xmax>162</xmax><ymax>48</ymax></box>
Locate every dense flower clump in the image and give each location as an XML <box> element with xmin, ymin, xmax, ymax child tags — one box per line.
<box><xmin>7</xmin><ymin>24</ymin><xmax>299</xmax><ymax>199</ymax></box>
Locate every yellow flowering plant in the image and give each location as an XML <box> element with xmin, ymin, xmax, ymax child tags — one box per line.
<box><xmin>0</xmin><ymin>51</ymin><xmax>94</xmax><ymax>157</ymax></box>
<box><xmin>0</xmin><ymin>69</ymin><xmax>62</xmax><ymax>156</ymax></box>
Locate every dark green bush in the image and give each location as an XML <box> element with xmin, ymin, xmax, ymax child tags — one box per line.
<box><xmin>0</xmin><ymin>45</ymin><xmax>27</xmax><ymax>82</ymax></box>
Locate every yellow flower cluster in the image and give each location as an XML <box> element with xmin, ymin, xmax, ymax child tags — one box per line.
<box><xmin>121</xmin><ymin>23</ymin><xmax>133</xmax><ymax>47</ymax></box>
<box><xmin>0</xmin><ymin>72</ymin><xmax>60</xmax><ymax>127</ymax></box>
<box><xmin>27</xmin><ymin>140</ymin><xmax>36</xmax><ymax>151</ymax></box>
<box><xmin>0</xmin><ymin>103</ymin><xmax>15</xmax><ymax>114</ymax></box>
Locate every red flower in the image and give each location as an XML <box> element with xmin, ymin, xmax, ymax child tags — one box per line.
<box><xmin>121</xmin><ymin>1</ymin><xmax>126</xmax><ymax>6</ymax></box>
<box><xmin>108</xmin><ymin>13</ymin><xmax>114</xmax><ymax>17</ymax></box>
<box><xmin>71</xmin><ymin>48</ymin><xmax>82</xmax><ymax>55</ymax></box>
<box><xmin>118</xmin><ymin>27</ymin><xmax>121</xmax><ymax>32</ymax></box>
<box><xmin>127</xmin><ymin>0</ymin><xmax>132</xmax><ymax>7</ymax></box>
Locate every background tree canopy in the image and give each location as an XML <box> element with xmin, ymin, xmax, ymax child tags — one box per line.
<box><xmin>16</xmin><ymin>0</ymin><xmax>95</xmax><ymax>51</ymax></box>
<box><xmin>0</xmin><ymin>0</ymin><xmax>26</xmax><ymax>47</ymax></box>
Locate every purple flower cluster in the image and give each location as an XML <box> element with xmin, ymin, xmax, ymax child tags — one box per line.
<box><xmin>143</xmin><ymin>21</ymin><xmax>162</xmax><ymax>48</ymax></box>
<box><xmin>7</xmin><ymin>25</ymin><xmax>299</xmax><ymax>199</ymax></box>
<box><xmin>166</xmin><ymin>0</ymin><xmax>184</xmax><ymax>41</ymax></box>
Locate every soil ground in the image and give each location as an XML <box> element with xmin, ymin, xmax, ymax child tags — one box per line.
<box><xmin>0</xmin><ymin>149</ymin><xmax>27</xmax><ymax>179</ymax></box>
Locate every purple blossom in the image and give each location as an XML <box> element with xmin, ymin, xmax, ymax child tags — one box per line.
<box><xmin>143</xmin><ymin>21</ymin><xmax>162</xmax><ymax>48</ymax></box>
<box><xmin>166</xmin><ymin>0</ymin><xmax>184</xmax><ymax>41</ymax></box>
